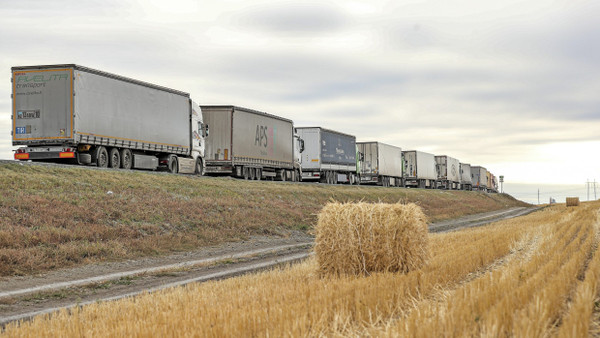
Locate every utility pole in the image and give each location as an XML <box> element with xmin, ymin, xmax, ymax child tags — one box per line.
<box><xmin>595</xmin><ymin>179</ymin><xmax>597</xmax><ymax>200</ymax></box>
<box><xmin>588</xmin><ymin>179</ymin><xmax>590</xmax><ymax>201</ymax></box>
<box><xmin>538</xmin><ymin>188</ymin><xmax>540</xmax><ymax>205</ymax></box>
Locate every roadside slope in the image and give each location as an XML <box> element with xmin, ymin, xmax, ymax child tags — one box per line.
<box><xmin>0</xmin><ymin>162</ymin><xmax>529</xmax><ymax>276</ymax></box>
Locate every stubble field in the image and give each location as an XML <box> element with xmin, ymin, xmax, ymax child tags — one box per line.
<box><xmin>4</xmin><ymin>201</ymin><xmax>599</xmax><ymax>337</ymax></box>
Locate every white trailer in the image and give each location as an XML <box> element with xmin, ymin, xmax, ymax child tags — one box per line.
<box><xmin>460</xmin><ymin>163</ymin><xmax>473</xmax><ymax>191</ymax></box>
<box><xmin>435</xmin><ymin>155</ymin><xmax>460</xmax><ymax>190</ymax></box>
<box><xmin>12</xmin><ymin>64</ymin><xmax>207</xmax><ymax>174</ymax></box>
<box><xmin>471</xmin><ymin>166</ymin><xmax>488</xmax><ymax>191</ymax></box>
<box><xmin>402</xmin><ymin>150</ymin><xmax>437</xmax><ymax>189</ymax></box>
<box><xmin>357</xmin><ymin>142</ymin><xmax>403</xmax><ymax>187</ymax></box>
<box><xmin>296</xmin><ymin>127</ymin><xmax>357</xmax><ymax>184</ymax></box>
<box><xmin>201</xmin><ymin>105</ymin><xmax>301</xmax><ymax>181</ymax></box>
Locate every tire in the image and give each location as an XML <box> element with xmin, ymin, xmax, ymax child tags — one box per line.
<box><xmin>319</xmin><ymin>172</ymin><xmax>327</xmax><ymax>184</ymax></box>
<box><xmin>108</xmin><ymin>148</ymin><xmax>120</xmax><ymax>169</ymax></box>
<box><xmin>280</xmin><ymin>170</ymin><xmax>286</xmax><ymax>182</ymax></box>
<box><xmin>120</xmin><ymin>148</ymin><xmax>133</xmax><ymax>170</ymax></box>
<box><xmin>195</xmin><ymin>157</ymin><xmax>205</xmax><ymax>176</ymax></box>
<box><xmin>168</xmin><ymin>155</ymin><xmax>178</xmax><ymax>174</ymax></box>
<box><xmin>256</xmin><ymin>168</ymin><xmax>262</xmax><ymax>181</ymax></box>
<box><xmin>95</xmin><ymin>146</ymin><xmax>109</xmax><ymax>168</ymax></box>
<box><xmin>243</xmin><ymin>167</ymin><xmax>249</xmax><ymax>180</ymax></box>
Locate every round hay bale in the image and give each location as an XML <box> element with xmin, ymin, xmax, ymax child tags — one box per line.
<box><xmin>314</xmin><ymin>202</ymin><xmax>429</xmax><ymax>276</ymax></box>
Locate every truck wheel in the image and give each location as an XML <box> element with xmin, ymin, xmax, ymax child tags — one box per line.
<box><xmin>256</xmin><ymin>168</ymin><xmax>262</xmax><ymax>181</ymax></box>
<box><xmin>95</xmin><ymin>146</ymin><xmax>109</xmax><ymax>168</ymax></box>
<box><xmin>280</xmin><ymin>170</ymin><xmax>287</xmax><ymax>182</ymax></box>
<box><xmin>243</xmin><ymin>167</ymin><xmax>249</xmax><ymax>180</ymax></box>
<box><xmin>195</xmin><ymin>158</ymin><xmax>205</xmax><ymax>176</ymax></box>
<box><xmin>168</xmin><ymin>155</ymin><xmax>178</xmax><ymax>173</ymax></box>
<box><xmin>120</xmin><ymin>149</ymin><xmax>133</xmax><ymax>170</ymax></box>
<box><xmin>108</xmin><ymin>148</ymin><xmax>120</xmax><ymax>169</ymax></box>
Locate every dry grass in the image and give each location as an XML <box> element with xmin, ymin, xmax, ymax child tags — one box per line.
<box><xmin>7</xmin><ymin>202</ymin><xmax>587</xmax><ymax>337</ymax></box>
<box><xmin>315</xmin><ymin>202</ymin><xmax>428</xmax><ymax>276</ymax></box>
<box><xmin>0</xmin><ymin>163</ymin><xmax>527</xmax><ymax>277</ymax></box>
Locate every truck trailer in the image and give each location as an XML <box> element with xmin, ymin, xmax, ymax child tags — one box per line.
<box><xmin>402</xmin><ymin>150</ymin><xmax>437</xmax><ymax>189</ymax></box>
<box><xmin>435</xmin><ymin>155</ymin><xmax>460</xmax><ymax>190</ymax></box>
<box><xmin>460</xmin><ymin>163</ymin><xmax>473</xmax><ymax>191</ymax></box>
<box><xmin>357</xmin><ymin>141</ymin><xmax>403</xmax><ymax>187</ymax></box>
<box><xmin>296</xmin><ymin>127</ymin><xmax>357</xmax><ymax>184</ymax></box>
<box><xmin>471</xmin><ymin>166</ymin><xmax>488</xmax><ymax>191</ymax></box>
<box><xmin>200</xmin><ymin>105</ymin><xmax>302</xmax><ymax>181</ymax></box>
<box><xmin>12</xmin><ymin>64</ymin><xmax>207</xmax><ymax>173</ymax></box>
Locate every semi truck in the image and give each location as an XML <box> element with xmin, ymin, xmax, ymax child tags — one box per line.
<box><xmin>434</xmin><ymin>155</ymin><xmax>460</xmax><ymax>190</ymax></box>
<box><xmin>356</xmin><ymin>141</ymin><xmax>403</xmax><ymax>187</ymax></box>
<box><xmin>200</xmin><ymin>105</ymin><xmax>302</xmax><ymax>181</ymax></box>
<box><xmin>296</xmin><ymin>127</ymin><xmax>357</xmax><ymax>184</ymax></box>
<box><xmin>460</xmin><ymin>163</ymin><xmax>473</xmax><ymax>191</ymax></box>
<box><xmin>402</xmin><ymin>150</ymin><xmax>437</xmax><ymax>189</ymax></box>
<box><xmin>471</xmin><ymin>166</ymin><xmax>488</xmax><ymax>191</ymax></box>
<box><xmin>11</xmin><ymin>64</ymin><xmax>207</xmax><ymax>173</ymax></box>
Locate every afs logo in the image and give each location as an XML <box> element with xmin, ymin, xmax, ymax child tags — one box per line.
<box><xmin>255</xmin><ymin>125</ymin><xmax>268</xmax><ymax>148</ymax></box>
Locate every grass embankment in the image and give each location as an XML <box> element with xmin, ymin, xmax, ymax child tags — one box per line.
<box><xmin>0</xmin><ymin>163</ymin><xmax>527</xmax><ymax>276</ymax></box>
<box><xmin>5</xmin><ymin>201</ymin><xmax>598</xmax><ymax>337</ymax></box>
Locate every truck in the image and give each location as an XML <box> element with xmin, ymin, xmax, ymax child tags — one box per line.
<box><xmin>356</xmin><ymin>142</ymin><xmax>403</xmax><ymax>187</ymax></box>
<box><xmin>434</xmin><ymin>155</ymin><xmax>460</xmax><ymax>190</ymax></box>
<box><xmin>471</xmin><ymin>166</ymin><xmax>488</xmax><ymax>191</ymax></box>
<box><xmin>402</xmin><ymin>150</ymin><xmax>437</xmax><ymax>189</ymax></box>
<box><xmin>12</xmin><ymin>64</ymin><xmax>207</xmax><ymax>173</ymax></box>
<box><xmin>200</xmin><ymin>105</ymin><xmax>302</xmax><ymax>181</ymax></box>
<box><xmin>296</xmin><ymin>127</ymin><xmax>357</xmax><ymax>184</ymax></box>
<box><xmin>487</xmin><ymin>172</ymin><xmax>498</xmax><ymax>193</ymax></box>
<box><xmin>460</xmin><ymin>163</ymin><xmax>473</xmax><ymax>191</ymax></box>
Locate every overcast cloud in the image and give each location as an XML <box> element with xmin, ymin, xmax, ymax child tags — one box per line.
<box><xmin>1</xmin><ymin>0</ymin><xmax>599</xmax><ymax>185</ymax></box>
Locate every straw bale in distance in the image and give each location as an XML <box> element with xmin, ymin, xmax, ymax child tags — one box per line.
<box><xmin>315</xmin><ymin>202</ymin><xmax>429</xmax><ymax>276</ymax></box>
<box><xmin>566</xmin><ymin>197</ymin><xmax>580</xmax><ymax>207</ymax></box>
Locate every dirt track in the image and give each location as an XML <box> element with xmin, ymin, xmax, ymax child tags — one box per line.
<box><xmin>0</xmin><ymin>206</ymin><xmax>539</xmax><ymax>326</ymax></box>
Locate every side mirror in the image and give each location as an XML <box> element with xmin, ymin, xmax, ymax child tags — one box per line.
<box><xmin>204</xmin><ymin>124</ymin><xmax>209</xmax><ymax>137</ymax></box>
<box><xmin>300</xmin><ymin>139</ymin><xmax>305</xmax><ymax>153</ymax></box>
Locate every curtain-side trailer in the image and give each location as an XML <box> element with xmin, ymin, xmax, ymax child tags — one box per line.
<box><xmin>296</xmin><ymin>127</ymin><xmax>357</xmax><ymax>184</ymax></box>
<box><xmin>357</xmin><ymin>142</ymin><xmax>403</xmax><ymax>187</ymax></box>
<box><xmin>201</xmin><ymin>105</ymin><xmax>301</xmax><ymax>181</ymax></box>
<box><xmin>12</xmin><ymin>64</ymin><xmax>207</xmax><ymax>174</ymax></box>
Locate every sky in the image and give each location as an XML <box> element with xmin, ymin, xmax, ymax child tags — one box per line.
<box><xmin>1</xmin><ymin>0</ymin><xmax>599</xmax><ymax>192</ymax></box>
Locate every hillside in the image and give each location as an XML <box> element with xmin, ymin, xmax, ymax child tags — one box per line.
<box><xmin>0</xmin><ymin>162</ymin><xmax>528</xmax><ymax>276</ymax></box>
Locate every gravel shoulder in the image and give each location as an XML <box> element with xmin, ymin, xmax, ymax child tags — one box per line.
<box><xmin>0</xmin><ymin>206</ymin><xmax>539</xmax><ymax>327</ymax></box>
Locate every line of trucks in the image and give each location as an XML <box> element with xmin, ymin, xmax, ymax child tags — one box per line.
<box><xmin>10</xmin><ymin>64</ymin><xmax>499</xmax><ymax>193</ymax></box>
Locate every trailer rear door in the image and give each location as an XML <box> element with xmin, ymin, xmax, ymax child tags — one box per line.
<box><xmin>12</xmin><ymin>68</ymin><xmax>73</xmax><ymax>143</ymax></box>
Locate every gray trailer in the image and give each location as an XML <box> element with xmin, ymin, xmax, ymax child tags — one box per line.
<box><xmin>460</xmin><ymin>163</ymin><xmax>473</xmax><ymax>191</ymax></box>
<box><xmin>201</xmin><ymin>105</ymin><xmax>301</xmax><ymax>181</ymax></box>
<box><xmin>357</xmin><ymin>142</ymin><xmax>403</xmax><ymax>187</ymax></box>
<box><xmin>296</xmin><ymin>127</ymin><xmax>357</xmax><ymax>184</ymax></box>
<box><xmin>435</xmin><ymin>155</ymin><xmax>460</xmax><ymax>190</ymax></box>
<box><xmin>402</xmin><ymin>150</ymin><xmax>437</xmax><ymax>189</ymax></box>
<box><xmin>471</xmin><ymin>166</ymin><xmax>488</xmax><ymax>191</ymax></box>
<box><xmin>12</xmin><ymin>64</ymin><xmax>207</xmax><ymax>173</ymax></box>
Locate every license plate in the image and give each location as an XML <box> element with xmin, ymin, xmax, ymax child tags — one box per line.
<box><xmin>17</xmin><ymin>110</ymin><xmax>40</xmax><ymax>119</ymax></box>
